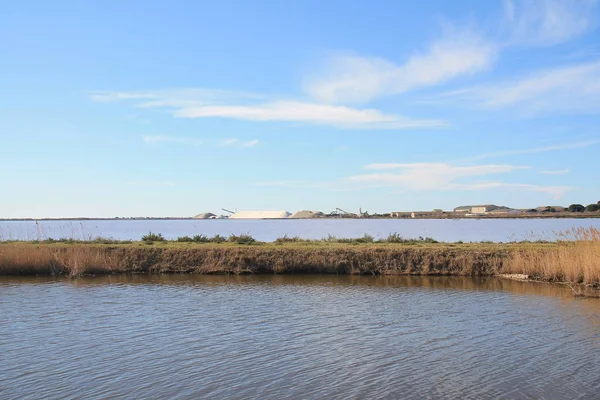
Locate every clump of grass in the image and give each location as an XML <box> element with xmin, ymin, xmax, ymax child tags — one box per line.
<box><xmin>382</xmin><ymin>233</ymin><xmax>406</xmax><ymax>243</ymax></box>
<box><xmin>275</xmin><ymin>235</ymin><xmax>306</xmax><ymax>243</ymax></box>
<box><xmin>379</xmin><ymin>233</ymin><xmax>437</xmax><ymax>244</ymax></box>
<box><xmin>141</xmin><ymin>232</ymin><xmax>166</xmax><ymax>243</ymax></box>
<box><xmin>228</xmin><ymin>234</ymin><xmax>256</xmax><ymax>245</ymax></box>
<box><xmin>92</xmin><ymin>237</ymin><xmax>132</xmax><ymax>245</ymax></box>
<box><xmin>321</xmin><ymin>234</ymin><xmax>374</xmax><ymax>244</ymax></box>
<box><xmin>176</xmin><ymin>234</ymin><xmax>228</xmax><ymax>243</ymax></box>
<box><xmin>209</xmin><ymin>234</ymin><xmax>227</xmax><ymax>243</ymax></box>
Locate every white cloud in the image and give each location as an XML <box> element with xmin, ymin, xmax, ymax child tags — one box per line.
<box><xmin>174</xmin><ymin>100</ymin><xmax>445</xmax><ymax>129</ymax></box>
<box><xmin>218</xmin><ymin>138</ymin><xmax>260</xmax><ymax>147</ymax></box>
<box><xmin>305</xmin><ymin>32</ymin><xmax>497</xmax><ymax>104</ymax></box>
<box><xmin>90</xmin><ymin>92</ymin><xmax>157</xmax><ymax>102</ymax></box>
<box><xmin>355</xmin><ymin>163</ymin><xmax>528</xmax><ymax>190</ymax></box>
<box><xmin>467</xmin><ymin>140</ymin><xmax>600</xmax><ymax>160</ymax></box>
<box><xmin>503</xmin><ymin>0</ymin><xmax>597</xmax><ymax>47</ymax></box>
<box><xmin>462</xmin><ymin>181</ymin><xmax>571</xmax><ymax>199</ymax></box>
<box><xmin>432</xmin><ymin>61</ymin><xmax>600</xmax><ymax>115</ymax></box>
<box><xmin>143</xmin><ymin>135</ymin><xmax>206</xmax><ymax>146</ymax></box>
<box><xmin>143</xmin><ymin>135</ymin><xmax>259</xmax><ymax>148</ymax></box>
<box><xmin>241</xmin><ymin>139</ymin><xmax>259</xmax><ymax>147</ymax></box>
<box><xmin>344</xmin><ymin>162</ymin><xmax>569</xmax><ymax>199</ymax></box>
<box><xmin>540</xmin><ymin>169</ymin><xmax>570</xmax><ymax>175</ymax></box>
<box><xmin>124</xmin><ymin>180</ymin><xmax>177</xmax><ymax>187</ymax></box>
<box><xmin>91</xmin><ymin>90</ymin><xmax>446</xmax><ymax>130</ymax></box>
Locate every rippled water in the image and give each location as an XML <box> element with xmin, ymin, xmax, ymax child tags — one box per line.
<box><xmin>2</xmin><ymin>218</ymin><xmax>600</xmax><ymax>242</ymax></box>
<box><xmin>1</xmin><ymin>275</ymin><xmax>599</xmax><ymax>399</ymax></box>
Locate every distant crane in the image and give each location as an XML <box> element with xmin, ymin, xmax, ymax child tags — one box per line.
<box><xmin>222</xmin><ymin>208</ymin><xmax>235</xmax><ymax>215</ymax></box>
<box><xmin>336</xmin><ymin>208</ymin><xmax>349</xmax><ymax>215</ymax></box>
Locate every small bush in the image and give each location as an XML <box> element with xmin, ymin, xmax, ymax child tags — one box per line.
<box><xmin>383</xmin><ymin>233</ymin><xmax>405</xmax><ymax>243</ymax></box>
<box><xmin>355</xmin><ymin>234</ymin><xmax>374</xmax><ymax>243</ymax></box>
<box><xmin>229</xmin><ymin>234</ymin><xmax>256</xmax><ymax>245</ymax></box>
<box><xmin>192</xmin><ymin>234</ymin><xmax>210</xmax><ymax>243</ymax></box>
<box><xmin>142</xmin><ymin>232</ymin><xmax>166</xmax><ymax>242</ymax></box>
<box><xmin>210</xmin><ymin>234</ymin><xmax>227</xmax><ymax>243</ymax></box>
<box><xmin>275</xmin><ymin>235</ymin><xmax>305</xmax><ymax>243</ymax></box>
<box><xmin>177</xmin><ymin>236</ymin><xmax>194</xmax><ymax>242</ymax></box>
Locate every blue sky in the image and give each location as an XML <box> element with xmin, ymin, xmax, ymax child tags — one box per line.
<box><xmin>1</xmin><ymin>0</ymin><xmax>599</xmax><ymax>218</ymax></box>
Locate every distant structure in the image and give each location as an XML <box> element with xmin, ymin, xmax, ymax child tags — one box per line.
<box><xmin>229</xmin><ymin>210</ymin><xmax>291</xmax><ymax>219</ymax></box>
<box><xmin>487</xmin><ymin>208</ymin><xmax>522</xmax><ymax>216</ymax></box>
<box><xmin>193</xmin><ymin>212</ymin><xmax>217</xmax><ymax>219</ymax></box>
<box><xmin>470</xmin><ymin>205</ymin><xmax>500</xmax><ymax>214</ymax></box>
<box><xmin>535</xmin><ymin>206</ymin><xmax>565</xmax><ymax>212</ymax></box>
<box><xmin>390</xmin><ymin>212</ymin><xmax>412</xmax><ymax>218</ymax></box>
<box><xmin>290</xmin><ymin>210</ymin><xmax>324</xmax><ymax>219</ymax></box>
<box><xmin>454</xmin><ymin>205</ymin><xmax>501</xmax><ymax>214</ymax></box>
<box><xmin>453</xmin><ymin>205</ymin><xmax>472</xmax><ymax>213</ymax></box>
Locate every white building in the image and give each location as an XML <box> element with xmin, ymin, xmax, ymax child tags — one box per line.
<box><xmin>229</xmin><ymin>210</ymin><xmax>291</xmax><ymax>219</ymax></box>
<box><xmin>471</xmin><ymin>205</ymin><xmax>500</xmax><ymax>214</ymax></box>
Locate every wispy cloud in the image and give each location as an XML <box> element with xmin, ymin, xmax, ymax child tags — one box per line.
<box><xmin>460</xmin><ymin>181</ymin><xmax>571</xmax><ymax>199</ymax></box>
<box><xmin>174</xmin><ymin>100</ymin><xmax>446</xmax><ymax>129</ymax></box>
<box><xmin>124</xmin><ymin>180</ymin><xmax>177</xmax><ymax>187</ymax></box>
<box><xmin>467</xmin><ymin>139</ymin><xmax>600</xmax><ymax>161</ymax></box>
<box><xmin>502</xmin><ymin>0</ymin><xmax>597</xmax><ymax>47</ymax></box>
<box><xmin>540</xmin><ymin>169</ymin><xmax>570</xmax><ymax>175</ymax></box>
<box><xmin>91</xmin><ymin>89</ymin><xmax>446</xmax><ymax>130</ymax></box>
<box><xmin>345</xmin><ymin>162</ymin><xmax>569</xmax><ymax>199</ymax></box>
<box><xmin>218</xmin><ymin>138</ymin><xmax>260</xmax><ymax>148</ymax></box>
<box><xmin>143</xmin><ymin>135</ymin><xmax>259</xmax><ymax>148</ymax></box>
<box><xmin>431</xmin><ymin>61</ymin><xmax>600</xmax><ymax>115</ymax></box>
<box><xmin>143</xmin><ymin>135</ymin><xmax>206</xmax><ymax>146</ymax></box>
<box><xmin>255</xmin><ymin>180</ymin><xmax>309</xmax><ymax>187</ymax></box>
<box><xmin>357</xmin><ymin>163</ymin><xmax>528</xmax><ymax>189</ymax></box>
<box><xmin>304</xmin><ymin>31</ymin><xmax>496</xmax><ymax>104</ymax></box>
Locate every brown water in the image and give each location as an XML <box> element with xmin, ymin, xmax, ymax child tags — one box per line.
<box><xmin>1</xmin><ymin>275</ymin><xmax>599</xmax><ymax>399</ymax></box>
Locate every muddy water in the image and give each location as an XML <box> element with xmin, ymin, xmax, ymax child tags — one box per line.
<box><xmin>1</xmin><ymin>275</ymin><xmax>599</xmax><ymax>399</ymax></box>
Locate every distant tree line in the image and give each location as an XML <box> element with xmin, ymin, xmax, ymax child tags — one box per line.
<box><xmin>567</xmin><ymin>201</ymin><xmax>600</xmax><ymax>213</ymax></box>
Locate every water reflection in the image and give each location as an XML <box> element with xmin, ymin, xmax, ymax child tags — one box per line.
<box><xmin>0</xmin><ymin>273</ymin><xmax>584</xmax><ymax>299</ymax></box>
<box><xmin>1</xmin><ymin>275</ymin><xmax>599</xmax><ymax>399</ymax></box>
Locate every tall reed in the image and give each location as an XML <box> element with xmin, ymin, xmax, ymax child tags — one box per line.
<box><xmin>506</xmin><ymin>227</ymin><xmax>600</xmax><ymax>285</ymax></box>
<box><xmin>0</xmin><ymin>244</ymin><xmax>123</xmax><ymax>276</ymax></box>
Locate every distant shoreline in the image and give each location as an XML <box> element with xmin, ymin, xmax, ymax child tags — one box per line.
<box><xmin>1</xmin><ymin>214</ymin><xmax>599</xmax><ymax>222</ymax></box>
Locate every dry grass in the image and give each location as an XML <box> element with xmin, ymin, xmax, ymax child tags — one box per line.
<box><xmin>0</xmin><ymin>244</ymin><xmax>125</xmax><ymax>276</ymax></box>
<box><xmin>1</xmin><ymin>229</ymin><xmax>598</xmax><ymax>291</ymax></box>
<box><xmin>505</xmin><ymin>227</ymin><xmax>600</xmax><ymax>286</ymax></box>
<box><xmin>0</xmin><ymin>242</ymin><xmax>511</xmax><ymax>277</ymax></box>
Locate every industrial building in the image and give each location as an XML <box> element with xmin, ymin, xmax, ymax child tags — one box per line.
<box><xmin>229</xmin><ymin>210</ymin><xmax>291</xmax><ymax>219</ymax></box>
<box><xmin>454</xmin><ymin>205</ymin><xmax>500</xmax><ymax>214</ymax></box>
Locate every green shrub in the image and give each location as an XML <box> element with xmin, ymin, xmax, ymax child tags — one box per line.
<box><xmin>275</xmin><ymin>235</ymin><xmax>305</xmax><ymax>243</ymax></box>
<box><xmin>568</xmin><ymin>204</ymin><xmax>585</xmax><ymax>212</ymax></box>
<box><xmin>192</xmin><ymin>234</ymin><xmax>210</xmax><ymax>243</ymax></box>
<box><xmin>142</xmin><ymin>232</ymin><xmax>166</xmax><ymax>242</ymax></box>
<box><xmin>210</xmin><ymin>234</ymin><xmax>227</xmax><ymax>243</ymax></box>
<box><xmin>229</xmin><ymin>234</ymin><xmax>256</xmax><ymax>244</ymax></box>
<box><xmin>383</xmin><ymin>233</ymin><xmax>405</xmax><ymax>243</ymax></box>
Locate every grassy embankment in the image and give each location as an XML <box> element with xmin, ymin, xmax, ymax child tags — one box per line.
<box><xmin>0</xmin><ymin>230</ymin><xmax>598</xmax><ymax>293</ymax></box>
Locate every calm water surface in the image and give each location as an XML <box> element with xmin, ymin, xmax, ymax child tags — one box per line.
<box><xmin>2</xmin><ymin>218</ymin><xmax>600</xmax><ymax>242</ymax></box>
<box><xmin>1</xmin><ymin>275</ymin><xmax>599</xmax><ymax>399</ymax></box>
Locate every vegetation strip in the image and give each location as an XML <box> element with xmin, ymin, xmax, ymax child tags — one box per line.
<box><xmin>1</xmin><ymin>229</ymin><xmax>598</xmax><ymax>296</ymax></box>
